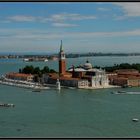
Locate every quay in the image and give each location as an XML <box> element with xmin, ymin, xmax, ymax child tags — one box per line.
<box><xmin>0</xmin><ymin>78</ymin><xmax>119</xmax><ymax>90</ymax></box>
<box><xmin>0</xmin><ymin>78</ymin><xmax>51</xmax><ymax>90</ymax></box>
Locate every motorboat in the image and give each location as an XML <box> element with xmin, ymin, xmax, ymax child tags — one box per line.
<box><xmin>111</xmin><ymin>91</ymin><xmax>127</xmax><ymax>94</ymax></box>
<box><xmin>32</xmin><ymin>89</ymin><xmax>41</xmax><ymax>92</ymax></box>
<box><xmin>111</xmin><ymin>91</ymin><xmax>116</xmax><ymax>94</ymax></box>
<box><xmin>132</xmin><ymin>118</ymin><xmax>139</xmax><ymax>122</ymax></box>
<box><xmin>117</xmin><ymin>91</ymin><xmax>127</xmax><ymax>93</ymax></box>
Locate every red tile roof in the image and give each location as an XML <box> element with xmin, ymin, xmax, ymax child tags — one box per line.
<box><xmin>7</xmin><ymin>73</ymin><xmax>33</xmax><ymax>78</ymax></box>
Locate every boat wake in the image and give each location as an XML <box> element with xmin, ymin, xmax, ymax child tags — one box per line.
<box><xmin>112</xmin><ymin>91</ymin><xmax>140</xmax><ymax>95</ymax></box>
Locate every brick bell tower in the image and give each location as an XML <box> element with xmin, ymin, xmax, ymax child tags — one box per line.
<box><xmin>59</xmin><ymin>40</ymin><xmax>66</xmax><ymax>76</ymax></box>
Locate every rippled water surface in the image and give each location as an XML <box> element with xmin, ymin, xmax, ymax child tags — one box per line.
<box><xmin>0</xmin><ymin>56</ymin><xmax>140</xmax><ymax>137</ymax></box>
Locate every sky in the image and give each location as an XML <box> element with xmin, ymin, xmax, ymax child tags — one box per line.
<box><xmin>0</xmin><ymin>2</ymin><xmax>140</xmax><ymax>54</ymax></box>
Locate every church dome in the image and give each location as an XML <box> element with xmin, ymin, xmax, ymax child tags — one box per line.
<box><xmin>84</xmin><ymin>60</ymin><xmax>93</xmax><ymax>69</ymax></box>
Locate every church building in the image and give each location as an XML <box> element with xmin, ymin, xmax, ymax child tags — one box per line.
<box><xmin>45</xmin><ymin>41</ymin><xmax>109</xmax><ymax>89</ymax></box>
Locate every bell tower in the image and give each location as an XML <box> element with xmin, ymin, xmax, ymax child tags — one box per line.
<box><xmin>59</xmin><ymin>40</ymin><xmax>66</xmax><ymax>76</ymax></box>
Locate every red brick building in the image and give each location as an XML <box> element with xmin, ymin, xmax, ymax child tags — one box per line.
<box><xmin>108</xmin><ymin>69</ymin><xmax>140</xmax><ymax>87</ymax></box>
<box><xmin>6</xmin><ymin>72</ymin><xmax>34</xmax><ymax>82</ymax></box>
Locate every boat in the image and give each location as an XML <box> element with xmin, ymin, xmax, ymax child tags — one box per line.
<box><xmin>132</xmin><ymin>118</ymin><xmax>139</xmax><ymax>122</ymax></box>
<box><xmin>0</xmin><ymin>103</ymin><xmax>15</xmax><ymax>107</ymax></box>
<box><xmin>23</xmin><ymin>58</ymin><xmax>29</xmax><ymax>62</ymax></box>
<box><xmin>32</xmin><ymin>87</ymin><xmax>41</xmax><ymax>92</ymax></box>
<box><xmin>117</xmin><ymin>91</ymin><xmax>127</xmax><ymax>93</ymax></box>
<box><xmin>111</xmin><ymin>91</ymin><xmax>116</xmax><ymax>94</ymax></box>
<box><xmin>44</xmin><ymin>59</ymin><xmax>48</xmax><ymax>62</ymax></box>
<box><xmin>32</xmin><ymin>83</ymin><xmax>43</xmax><ymax>92</ymax></box>
<box><xmin>122</xmin><ymin>85</ymin><xmax>132</xmax><ymax>88</ymax></box>
<box><xmin>32</xmin><ymin>89</ymin><xmax>41</xmax><ymax>92</ymax></box>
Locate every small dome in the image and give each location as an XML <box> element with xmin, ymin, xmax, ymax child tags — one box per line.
<box><xmin>84</xmin><ymin>60</ymin><xmax>92</xmax><ymax>69</ymax></box>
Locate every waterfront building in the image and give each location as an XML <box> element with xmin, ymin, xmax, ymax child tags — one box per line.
<box><xmin>68</xmin><ymin>61</ymin><xmax>109</xmax><ymax>88</ymax></box>
<box><xmin>108</xmin><ymin>69</ymin><xmax>140</xmax><ymax>87</ymax></box>
<box><xmin>5</xmin><ymin>73</ymin><xmax>34</xmax><ymax>82</ymax></box>
<box><xmin>47</xmin><ymin>74</ymin><xmax>89</xmax><ymax>88</ymax></box>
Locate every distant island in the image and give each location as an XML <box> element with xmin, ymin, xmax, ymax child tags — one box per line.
<box><xmin>95</xmin><ymin>63</ymin><xmax>140</xmax><ymax>72</ymax></box>
<box><xmin>1</xmin><ymin>52</ymin><xmax>140</xmax><ymax>60</ymax></box>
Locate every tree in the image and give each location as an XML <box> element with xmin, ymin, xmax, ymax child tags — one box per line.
<box><xmin>33</xmin><ymin>67</ymin><xmax>41</xmax><ymax>77</ymax></box>
<box><xmin>34</xmin><ymin>75</ymin><xmax>40</xmax><ymax>82</ymax></box>
<box><xmin>19</xmin><ymin>68</ymin><xmax>22</xmax><ymax>73</ymax></box>
<box><xmin>22</xmin><ymin>65</ymin><xmax>34</xmax><ymax>74</ymax></box>
<box><xmin>19</xmin><ymin>65</ymin><xmax>56</xmax><ymax>79</ymax></box>
<box><xmin>41</xmin><ymin>66</ymin><xmax>50</xmax><ymax>74</ymax></box>
<box><xmin>49</xmin><ymin>69</ymin><xmax>56</xmax><ymax>73</ymax></box>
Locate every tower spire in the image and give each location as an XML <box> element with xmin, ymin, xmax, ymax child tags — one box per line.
<box><xmin>59</xmin><ymin>40</ymin><xmax>66</xmax><ymax>76</ymax></box>
<box><xmin>60</xmin><ymin>40</ymin><xmax>63</xmax><ymax>51</ymax></box>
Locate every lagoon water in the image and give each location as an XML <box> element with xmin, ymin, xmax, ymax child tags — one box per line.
<box><xmin>1</xmin><ymin>56</ymin><xmax>140</xmax><ymax>137</ymax></box>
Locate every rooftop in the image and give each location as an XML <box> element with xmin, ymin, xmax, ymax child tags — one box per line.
<box><xmin>6</xmin><ymin>72</ymin><xmax>33</xmax><ymax>78</ymax></box>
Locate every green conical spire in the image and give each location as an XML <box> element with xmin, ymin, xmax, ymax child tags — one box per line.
<box><xmin>60</xmin><ymin>40</ymin><xmax>63</xmax><ymax>51</ymax></box>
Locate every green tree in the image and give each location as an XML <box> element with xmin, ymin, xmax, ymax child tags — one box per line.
<box><xmin>22</xmin><ymin>65</ymin><xmax>34</xmax><ymax>74</ymax></box>
<box><xmin>41</xmin><ymin>66</ymin><xmax>50</xmax><ymax>74</ymax></box>
<box><xmin>34</xmin><ymin>75</ymin><xmax>40</xmax><ymax>82</ymax></box>
<box><xmin>33</xmin><ymin>67</ymin><xmax>41</xmax><ymax>77</ymax></box>
<box><xmin>49</xmin><ymin>69</ymin><xmax>56</xmax><ymax>73</ymax></box>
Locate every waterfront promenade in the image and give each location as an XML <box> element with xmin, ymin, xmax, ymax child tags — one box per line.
<box><xmin>0</xmin><ymin>76</ymin><xmax>119</xmax><ymax>90</ymax></box>
<box><xmin>0</xmin><ymin>78</ymin><xmax>50</xmax><ymax>90</ymax></box>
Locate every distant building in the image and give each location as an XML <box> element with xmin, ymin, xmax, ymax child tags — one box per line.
<box><xmin>108</xmin><ymin>69</ymin><xmax>140</xmax><ymax>87</ymax></box>
<box><xmin>5</xmin><ymin>73</ymin><xmax>34</xmax><ymax>82</ymax></box>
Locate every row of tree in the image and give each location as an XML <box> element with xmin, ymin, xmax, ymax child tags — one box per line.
<box><xmin>100</xmin><ymin>63</ymin><xmax>140</xmax><ymax>72</ymax></box>
<box><xmin>19</xmin><ymin>65</ymin><xmax>56</xmax><ymax>77</ymax></box>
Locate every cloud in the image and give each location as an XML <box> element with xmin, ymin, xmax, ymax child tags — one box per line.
<box><xmin>1</xmin><ymin>28</ymin><xmax>140</xmax><ymax>40</ymax></box>
<box><xmin>49</xmin><ymin>13</ymin><xmax>96</xmax><ymax>21</ymax></box>
<box><xmin>52</xmin><ymin>23</ymin><xmax>78</xmax><ymax>27</ymax></box>
<box><xmin>97</xmin><ymin>7</ymin><xmax>111</xmax><ymax>11</ymax></box>
<box><xmin>114</xmin><ymin>3</ymin><xmax>140</xmax><ymax>17</ymax></box>
<box><xmin>7</xmin><ymin>15</ymin><xmax>36</xmax><ymax>22</ymax></box>
<box><xmin>5</xmin><ymin>13</ymin><xmax>96</xmax><ymax>24</ymax></box>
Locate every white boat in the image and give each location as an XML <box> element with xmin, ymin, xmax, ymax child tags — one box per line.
<box><xmin>132</xmin><ymin>118</ymin><xmax>139</xmax><ymax>122</ymax></box>
<box><xmin>44</xmin><ymin>59</ymin><xmax>48</xmax><ymax>62</ymax></box>
<box><xmin>23</xmin><ymin>58</ymin><xmax>29</xmax><ymax>62</ymax></box>
<box><xmin>32</xmin><ymin>85</ymin><xmax>42</xmax><ymax>92</ymax></box>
